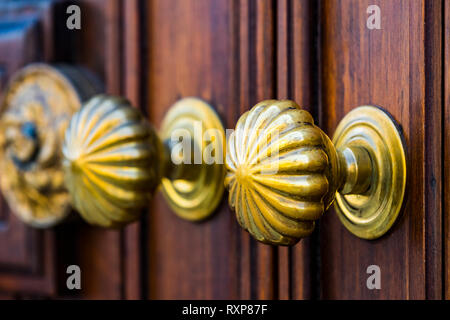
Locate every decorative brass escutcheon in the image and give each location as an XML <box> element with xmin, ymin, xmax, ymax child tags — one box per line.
<box><xmin>225</xmin><ymin>100</ymin><xmax>406</xmax><ymax>245</ymax></box>
<box><xmin>0</xmin><ymin>64</ymin><xmax>225</xmax><ymax>227</ymax></box>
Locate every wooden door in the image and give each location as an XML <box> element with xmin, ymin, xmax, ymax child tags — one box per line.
<box><xmin>0</xmin><ymin>0</ymin><xmax>61</xmax><ymax>298</ymax></box>
<box><xmin>0</xmin><ymin>0</ymin><xmax>447</xmax><ymax>300</ymax></box>
<box><xmin>0</xmin><ymin>0</ymin><xmax>138</xmax><ymax>299</ymax></box>
<box><xmin>319</xmin><ymin>0</ymin><xmax>443</xmax><ymax>299</ymax></box>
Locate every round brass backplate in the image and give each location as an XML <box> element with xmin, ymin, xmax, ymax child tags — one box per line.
<box><xmin>332</xmin><ymin>106</ymin><xmax>407</xmax><ymax>239</ymax></box>
<box><xmin>160</xmin><ymin>98</ymin><xmax>226</xmax><ymax>221</ymax></box>
<box><xmin>0</xmin><ymin>64</ymin><xmax>99</xmax><ymax>227</ymax></box>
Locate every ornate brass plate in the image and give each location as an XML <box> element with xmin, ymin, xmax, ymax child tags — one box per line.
<box><xmin>332</xmin><ymin>106</ymin><xmax>407</xmax><ymax>239</ymax></box>
<box><xmin>160</xmin><ymin>98</ymin><xmax>226</xmax><ymax>221</ymax></box>
<box><xmin>0</xmin><ymin>64</ymin><xmax>98</xmax><ymax>227</ymax></box>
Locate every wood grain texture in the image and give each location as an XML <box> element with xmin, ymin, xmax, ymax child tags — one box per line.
<box><xmin>319</xmin><ymin>0</ymin><xmax>442</xmax><ymax>299</ymax></box>
<box><xmin>276</xmin><ymin>0</ymin><xmax>318</xmax><ymax>300</ymax></box>
<box><xmin>122</xmin><ymin>0</ymin><xmax>143</xmax><ymax>300</ymax></box>
<box><xmin>145</xmin><ymin>0</ymin><xmax>277</xmax><ymax>299</ymax></box>
<box><xmin>146</xmin><ymin>0</ymin><xmax>240</xmax><ymax>299</ymax></box>
<box><xmin>0</xmin><ymin>1</ymin><xmax>57</xmax><ymax>296</ymax></box>
<box><xmin>56</xmin><ymin>0</ymin><xmax>125</xmax><ymax>299</ymax></box>
<box><xmin>2</xmin><ymin>0</ymin><xmax>135</xmax><ymax>300</ymax></box>
<box><xmin>248</xmin><ymin>0</ymin><xmax>277</xmax><ymax>300</ymax></box>
<box><xmin>444</xmin><ymin>0</ymin><xmax>450</xmax><ymax>301</ymax></box>
<box><xmin>0</xmin><ymin>0</ymin><xmax>444</xmax><ymax>300</ymax></box>
<box><xmin>424</xmin><ymin>0</ymin><xmax>442</xmax><ymax>300</ymax></box>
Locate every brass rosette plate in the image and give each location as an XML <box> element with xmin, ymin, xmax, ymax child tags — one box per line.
<box><xmin>160</xmin><ymin>98</ymin><xmax>226</xmax><ymax>221</ymax></box>
<box><xmin>332</xmin><ymin>106</ymin><xmax>407</xmax><ymax>239</ymax></box>
<box><xmin>0</xmin><ymin>64</ymin><xmax>98</xmax><ymax>227</ymax></box>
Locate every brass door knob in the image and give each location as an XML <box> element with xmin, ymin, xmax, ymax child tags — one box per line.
<box><xmin>225</xmin><ymin>100</ymin><xmax>406</xmax><ymax>245</ymax></box>
<box><xmin>0</xmin><ymin>64</ymin><xmax>225</xmax><ymax>227</ymax></box>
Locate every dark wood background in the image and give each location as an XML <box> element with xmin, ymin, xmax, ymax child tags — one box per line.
<box><xmin>0</xmin><ymin>0</ymin><xmax>447</xmax><ymax>300</ymax></box>
<box><xmin>319</xmin><ymin>0</ymin><xmax>443</xmax><ymax>299</ymax></box>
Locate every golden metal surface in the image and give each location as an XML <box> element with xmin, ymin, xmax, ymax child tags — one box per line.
<box><xmin>160</xmin><ymin>97</ymin><xmax>226</xmax><ymax>221</ymax></box>
<box><xmin>63</xmin><ymin>96</ymin><xmax>225</xmax><ymax>226</ymax></box>
<box><xmin>0</xmin><ymin>64</ymin><xmax>98</xmax><ymax>227</ymax></box>
<box><xmin>2</xmin><ymin>63</ymin><xmax>405</xmax><ymax>237</ymax></box>
<box><xmin>1</xmin><ymin>64</ymin><xmax>226</xmax><ymax>227</ymax></box>
<box><xmin>63</xmin><ymin>95</ymin><xmax>162</xmax><ymax>227</ymax></box>
<box><xmin>225</xmin><ymin>100</ymin><xmax>339</xmax><ymax>245</ymax></box>
<box><xmin>332</xmin><ymin>106</ymin><xmax>407</xmax><ymax>239</ymax></box>
<box><xmin>225</xmin><ymin>100</ymin><xmax>407</xmax><ymax>245</ymax></box>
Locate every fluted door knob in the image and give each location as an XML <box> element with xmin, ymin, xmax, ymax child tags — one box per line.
<box><xmin>225</xmin><ymin>100</ymin><xmax>406</xmax><ymax>245</ymax></box>
<box><xmin>0</xmin><ymin>64</ymin><xmax>225</xmax><ymax>227</ymax></box>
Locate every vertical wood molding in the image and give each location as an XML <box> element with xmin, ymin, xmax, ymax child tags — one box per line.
<box><xmin>236</xmin><ymin>0</ymin><xmax>252</xmax><ymax>300</ymax></box>
<box><xmin>444</xmin><ymin>0</ymin><xmax>450</xmax><ymax>301</ymax></box>
<box><xmin>276</xmin><ymin>0</ymin><xmax>291</xmax><ymax>300</ymax></box>
<box><xmin>0</xmin><ymin>0</ymin><xmax>57</xmax><ymax>297</ymax></box>
<box><xmin>66</xmin><ymin>0</ymin><xmax>124</xmax><ymax>299</ymax></box>
<box><xmin>319</xmin><ymin>0</ymin><xmax>436</xmax><ymax>299</ymax></box>
<box><xmin>146</xmin><ymin>0</ymin><xmax>243</xmax><ymax>299</ymax></box>
<box><xmin>424</xmin><ymin>0</ymin><xmax>443</xmax><ymax>300</ymax></box>
<box><xmin>122</xmin><ymin>0</ymin><xmax>143</xmax><ymax>300</ymax></box>
<box><xmin>276</xmin><ymin>0</ymin><xmax>318</xmax><ymax>300</ymax></box>
<box><xmin>253</xmin><ymin>0</ymin><xmax>277</xmax><ymax>300</ymax></box>
<box><xmin>238</xmin><ymin>0</ymin><xmax>277</xmax><ymax>300</ymax></box>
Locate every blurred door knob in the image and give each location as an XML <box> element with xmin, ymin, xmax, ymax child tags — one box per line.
<box><xmin>0</xmin><ymin>63</ymin><xmax>225</xmax><ymax>228</ymax></box>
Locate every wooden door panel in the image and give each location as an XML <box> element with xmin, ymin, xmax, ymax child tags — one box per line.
<box><xmin>146</xmin><ymin>0</ymin><xmax>278</xmax><ymax>299</ymax></box>
<box><xmin>0</xmin><ymin>9</ymin><xmax>41</xmax><ymax>272</ymax></box>
<box><xmin>0</xmin><ymin>0</ymin><xmax>139</xmax><ymax>299</ymax></box>
<box><xmin>146</xmin><ymin>0</ymin><xmax>242</xmax><ymax>299</ymax></box>
<box><xmin>56</xmin><ymin>0</ymin><xmax>133</xmax><ymax>299</ymax></box>
<box><xmin>0</xmin><ymin>0</ymin><xmax>445</xmax><ymax>300</ymax></box>
<box><xmin>276</xmin><ymin>0</ymin><xmax>319</xmax><ymax>300</ymax></box>
<box><xmin>444</xmin><ymin>0</ymin><xmax>450</xmax><ymax>301</ymax></box>
<box><xmin>319</xmin><ymin>0</ymin><xmax>442</xmax><ymax>299</ymax></box>
<box><xmin>0</xmin><ymin>0</ymin><xmax>57</xmax><ymax>296</ymax></box>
